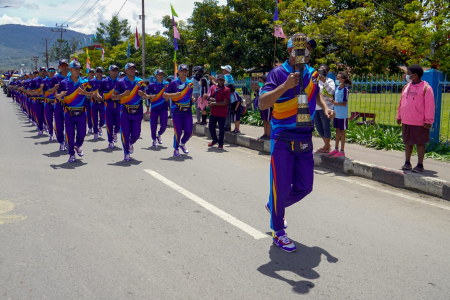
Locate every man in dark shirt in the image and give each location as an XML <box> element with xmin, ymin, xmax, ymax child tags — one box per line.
<box><xmin>207</xmin><ymin>74</ymin><xmax>230</xmax><ymax>150</ymax></box>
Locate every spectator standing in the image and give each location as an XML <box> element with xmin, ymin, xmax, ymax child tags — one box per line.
<box><xmin>329</xmin><ymin>71</ymin><xmax>352</xmax><ymax>157</ymax></box>
<box><xmin>258</xmin><ymin>75</ymin><xmax>271</xmax><ymax>140</ymax></box>
<box><xmin>315</xmin><ymin>64</ymin><xmax>335</xmax><ymax>153</ymax></box>
<box><xmin>396</xmin><ymin>64</ymin><xmax>435</xmax><ymax>173</ymax></box>
<box><xmin>221</xmin><ymin>65</ymin><xmax>234</xmax><ymax>131</ymax></box>
<box><xmin>192</xmin><ymin>66</ymin><xmax>205</xmax><ymax>124</ymax></box>
<box><xmin>199</xmin><ymin>77</ymin><xmax>209</xmax><ymax>125</ymax></box>
<box><xmin>208</xmin><ymin>74</ymin><xmax>230</xmax><ymax>150</ymax></box>
<box><xmin>228</xmin><ymin>84</ymin><xmax>241</xmax><ymax>134</ymax></box>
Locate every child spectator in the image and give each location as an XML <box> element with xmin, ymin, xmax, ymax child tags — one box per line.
<box><xmin>315</xmin><ymin>64</ymin><xmax>335</xmax><ymax>153</ymax></box>
<box><xmin>227</xmin><ymin>84</ymin><xmax>241</xmax><ymax>134</ymax></box>
<box><xmin>329</xmin><ymin>71</ymin><xmax>352</xmax><ymax>157</ymax></box>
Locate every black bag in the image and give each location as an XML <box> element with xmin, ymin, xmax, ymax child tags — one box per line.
<box><xmin>67</xmin><ymin>106</ymin><xmax>85</xmax><ymax>117</ymax></box>
<box><xmin>125</xmin><ymin>104</ymin><xmax>141</xmax><ymax>115</ymax></box>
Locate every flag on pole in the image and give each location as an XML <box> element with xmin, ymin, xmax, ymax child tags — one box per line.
<box><xmin>135</xmin><ymin>27</ymin><xmax>140</xmax><ymax>49</ymax></box>
<box><xmin>274</xmin><ymin>25</ymin><xmax>286</xmax><ymax>38</ymax></box>
<box><xmin>273</xmin><ymin>0</ymin><xmax>282</xmax><ymax>21</ymax></box>
<box><xmin>127</xmin><ymin>42</ymin><xmax>130</xmax><ymax>58</ymax></box>
<box><xmin>101</xmin><ymin>45</ymin><xmax>104</xmax><ymax>61</ymax></box>
<box><xmin>172</xmin><ymin>17</ymin><xmax>180</xmax><ymax>39</ymax></box>
<box><xmin>171</xmin><ymin>4</ymin><xmax>178</xmax><ymax>17</ymax></box>
<box><xmin>86</xmin><ymin>48</ymin><xmax>90</xmax><ymax>73</ymax></box>
<box><xmin>174</xmin><ymin>61</ymin><xmax>177</xmax><ymax>80</ymax></box>
<box><xmin>174</xmin><ymin>37</ymin><xmax>178</xmax><ymax>51</ymax></box>
<box><xmin>74</xmin><ymin>53</ymin><xmax>79</xmax><ymax>62</ymax></box>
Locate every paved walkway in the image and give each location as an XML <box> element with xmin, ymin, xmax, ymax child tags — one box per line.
<box><xmin>235</xmin><ymin>123</ymin><xmax>450</xmax><ymax>182</ymax></box>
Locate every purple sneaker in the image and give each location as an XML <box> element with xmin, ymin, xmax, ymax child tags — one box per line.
<box><xmin>152</xmin><ymin>140</ymin><xmax>157</xmax><ymax>147</ymax></box>
<box><xmin>113</xmin><ymin>133</ymin><xmax>118</xmax><ymax>143</ymax></box>
<box><xmin>173</xmin><ymin>149</ymin><xmax>181</xmax><ymax>157</ymax></box>
<box><xmin>98</xmin><ymin>127</ymin><xmax>103</xmax><ymax>136</ymax></box>
<box><xmin>94</xmin><ymin>134</ymin><xmax>99</xmax><ymax>139</ymax></box>
<box><xmin>59</xmin><ymin>143</ymin><xmax>65</xmax><ymax>151</ymax></box>
<box><xmin>88</xmin><ymin>128</ymin><xmax>93</xmax><ymax>134</ymax></box>
<box><xmin>273</xmin><ymin>230</ymin><xmax>296</xmax><ymax>253</ymax></box>
<box><xmin>156</xmin><ymin>134</ymin><xmax>163</xmax><ymax>144</ymax></box>
<box><xmin>68</xmin><ymin>155</ymin><xmax>76</xmax><ymax>163</ymax></box>
<box><xmin>108</xmin><ymin>142</ymin><xmax>114</xmax><ymax>149</ymax></box>
<box><xmin>124</xmin><ymin>154</ymin><xmax>131</xmax><ymax>161</ymax></box>
<box><xmin>48</xmin><ymin>135</ymin><xmax>55</xmax><ymax>141</ymax></box>
<box><xmin>180</xmin><ymin>143</ymin><xmax>189</xmax><ymax>154</ymax></box>
<box><xmin>38</xmin><ymin>130</ymin><xmax>43</xmax><ymax>136</ymax></box>
<box><xmin>129</xmin><ymin>143</ymin><xmax>134</xmax><ymax>154</ymax></box>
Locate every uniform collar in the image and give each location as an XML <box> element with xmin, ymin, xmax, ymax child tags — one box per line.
<box><xmin>108</xmin><ymin>76</ymin><xmax>118</xmax><ymax>82</ymax></box>
<box><xmin>68</xmin><ymin>76</ymin><xmax>81</xmax><ymax>84</ymax></box>
<box><xmin>282</xmin><ymin>60</ymin><xmax>311</xmax><ymax>75</ymax></box>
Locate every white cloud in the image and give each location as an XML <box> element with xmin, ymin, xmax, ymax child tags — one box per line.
<box><xmin>0</xmin><ymin>14</ymin><xmax>44</xmax><ymax>26</ymax></box>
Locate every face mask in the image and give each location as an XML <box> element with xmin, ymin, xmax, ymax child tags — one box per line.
<box><xmin>335</xmin><ymin>80</ymin><xmax>340</xmax><ymax>86</ymax></box>
<box><xmin>258</xmin><ymin>82</ymin><xmax>264</xmax><ymax>88</ymax></box>
<box><xmin>406</xmin><ymin>75</ymin><xmax>412</xmax><ymax>83</ymax></box>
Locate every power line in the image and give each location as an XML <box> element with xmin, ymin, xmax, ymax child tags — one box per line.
<box><xmin>115</xmin><ymin>0</ymin><xmax>128</xmax><ymax>17</ymax></box>
<box><xmin>69</xmin><ymin>0</ymin><xmax>103</xmax><ymax>25</ymax></box>
<box><xmin>63</xmin><ymin>0</ymin><xmax>89</xmax><ymax>24</ymax></box>
<box><xmin>71</xmin><ymin>0</ymin><xmax>114</xmax><ymax>27</ymax></box>
<box><xmin>51</xmin><ymin>24</ymin><xmax>68</xmax><ymax>60</ymax></box>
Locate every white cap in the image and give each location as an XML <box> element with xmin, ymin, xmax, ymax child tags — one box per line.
<box><xmin>221</xmin><ymin>65</ymin><xmax>232</xmax><ymax>73</ymax></box>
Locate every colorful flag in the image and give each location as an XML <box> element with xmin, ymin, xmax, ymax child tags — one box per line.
<box><xmin>274</xmin><ymin>25</ymin><xmax>286</xmax><ymax>38</ymax></box>
<box><xmin>127</xmin><ymin>42</ymin><xmax>130</xmax><ymax>58</ymax></box>
<box><xmin>101</xmin><ymin>45</ymin><xmax>104</xmax><ymax>61</ymax></box>
<box><xmin>171</xmin><ymin>4</ymin><xmax>178</xmax><ymax>17</ymax></box>
<box><xmin>74</xmin><ymin>53</ymin><xmax>78</xmax><ymax>62</ymax></box>
<box><xmin>174</xmin><ymin>37</ymin><xmax>178</xmax><ymax>51</ymax></box>
<box><xmin>173</xmin><ymin>51</ymin><xmax>177</xmax><ymax>62</ymax></box>
<box><xmin>172</xmin><ymin>17</ymin><xmax>180</xmax><ymax>39</ymax></box>
<box><xmin>135</xmin><ymin>27</ymin><xmax>140</xmax><ymax>49</ymax></box>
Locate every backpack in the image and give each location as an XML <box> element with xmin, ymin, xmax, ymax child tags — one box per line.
<box><xmin>233</xmin><ymin>91</ymin><xmax>247</xmax><ymax>115</ymax></box>
<box><xmin>402</xmin><ymin>82</ymin><xmax>429</xmax><ymax>97</ymax></box>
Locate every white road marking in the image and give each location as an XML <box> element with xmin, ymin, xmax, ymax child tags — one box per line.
<box><xmin>314</xmin><ymin>170</ymin><xmax>450</xmax><ymax>211</ymax></box>
<box><xmin>143</xmin><ymin>169</ymin><xmax>268</xmax><ymax>240</ymax></box>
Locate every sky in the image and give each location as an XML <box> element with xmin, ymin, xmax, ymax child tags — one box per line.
<box><xmin>0</xmin><ymin>0</ymin><xmax>228</xmax><ymax>35</ymax></box>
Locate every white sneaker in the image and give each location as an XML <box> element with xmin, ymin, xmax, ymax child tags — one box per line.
<box><xmin>113</xmin><ymin>133</ymin><xmax>118</xmax><ymax>143</ymax></box>
<box><xmin>68</xmin><ymin>155</ymin><xmax>76</xmax><ymax>163</ymax></box>
<box><xmin>152</xmin><ymin>140</ymin><xmax>157</xmax><ymax>147</ymax></box>
<box><xmin>129</xmin><ymin>143</ymin><xmax>134</xmax><ymax>154</ymax></box>
<box><xmin>59</xmin><ymin>143</ymin><xmax>65</xmax><ymax>151</ymax></box>
<box><xmin>98</xmin><ymin>127</ymin><xmax>103</xmax><ymax>136</ymax></box>
<box><xmin>74</xmin><ymin>146</ymin><xmax>84</xmax><ymax>157</ymax></box>
<box><xmin>180</xmin><ymin>143</ymin><xmax>189</xmax><ymax>154</ymax></box>
<box><xmin>156</xmin><ymin>134</ymin><xmax>163</xmax><ymax>144</ymax></box>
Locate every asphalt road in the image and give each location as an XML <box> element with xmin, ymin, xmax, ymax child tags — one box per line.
<box><xmin>1</xmin><ymin>94</ymin><xmax>450</xmax><ymax>300</ymax></box>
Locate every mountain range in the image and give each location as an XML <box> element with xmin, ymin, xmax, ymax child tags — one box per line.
<box><xmin>0</xmin><ymin>24</ymin><xmax>92</xmax><ymax>72</ymax></box>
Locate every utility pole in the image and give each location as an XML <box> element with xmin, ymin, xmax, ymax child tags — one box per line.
<box><xmin>139</xmin><ymin>0</ymin><xmax>146</xmax><ymax>79</ymax></box>
<box><xmin>51</xmin><ymin>24</ymin><xmax>68</xmax><ymax>60</ymax></box>
<box><xmin>31</xmin><ymin>56</ymin><xmax>39</xmax><ymax>70</ymax></box>
<box><xmin>41</xmin><ymin>38</ymin><xmax>50</xmax><ymax>68</ymax></box>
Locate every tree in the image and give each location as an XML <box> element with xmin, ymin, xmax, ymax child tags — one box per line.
<box><xmin>49</xmin><ymin>39</ymin><xmax>72</xmax><ymax>61</ymax></box>
<box><xmin>280</xmin><ymin>0</ymin><xmax>450</xmax><ymax>74</ymax></box>
<box><xmin>95</xmin><ymin>15</ymin><xmax>132</xmax><ymax>47</ymax></box>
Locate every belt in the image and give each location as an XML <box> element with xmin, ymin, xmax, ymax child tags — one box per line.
<box><xmin>32</xmin><ymin>97</ymin><xmax>46</xmax><ymax>100</ymax></box>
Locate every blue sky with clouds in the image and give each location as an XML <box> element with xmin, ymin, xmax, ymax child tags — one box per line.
<box><xmin>0</xmin><ymin>0</ymin><xmax>227</xmax><ymax>35</ymax></box>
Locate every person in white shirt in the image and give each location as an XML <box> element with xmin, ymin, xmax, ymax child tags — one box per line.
<box><xmin>315</xmin><ymin>64</ymin><xmax>335</xmax><ymax>153</ymax></box>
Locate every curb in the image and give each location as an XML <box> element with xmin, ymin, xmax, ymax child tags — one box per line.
<box><xmin>167</xmin><ymin>119</ymin><xmax>450</xmax><ymax>201</ymax></box>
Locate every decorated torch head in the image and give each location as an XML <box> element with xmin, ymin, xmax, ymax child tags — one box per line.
<box><xmin>292</xmin><ymin>33</ymin><xmax>308</xmax><ymax>67</ymax></box>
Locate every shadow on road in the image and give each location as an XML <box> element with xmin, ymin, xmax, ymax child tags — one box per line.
<box><xmin>85</xmin><ymin>138</ymin><xmax>106</xmax><ymax>143</ymax></box>
<box><xmin>141</xmin><ymin>146</ymin><xmax>168</xmax><ymax>152</ymax></box>
<box><xmin>35</xmin><ymin>140</ymin><xmax>58</xmax><ymax>146</ymax></box>
<box><xmin>24</xmin><ymin>135</ymin><xmax>46</xmax><ymax>140</ymax></box>
<box><xmin>206</xmin><ymin>147</ymin><xmax>229</xmax><ymax>153</ymax></box>
<box><xmin>50</xmin><ymin>161</ymin><xmax>88</xmax><ymax>169</ymax></box>
<box><xmin>42</xmin><ymin>151</ymin><xmax>68</xmax><ymax>158</ymax></box>
<box><xmin>160</xmin><ymin>155</ymin><xmax>193</xmax><ymax>162</ymax></box>
<box><xmin>107</xmin><ymin>159</ymin><xmax>143</xmax><ymax>167</ymax></box>
<box><xmin>93</xmin><ymin>147</ymin><xmax>123</xmax><ymax>153</ymax></box>
<box><xmin>257</xmin><ymin>236</ymin><xmax>338</xmax><ymax>294</ymax></box>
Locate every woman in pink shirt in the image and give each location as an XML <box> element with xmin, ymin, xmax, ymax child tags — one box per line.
<box><xmin>396</xmin><ymin>64</ymin><xmax>435</xmax><ymax>173</ymax></box>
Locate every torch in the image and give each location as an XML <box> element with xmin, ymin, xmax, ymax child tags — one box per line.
<box><xmin>292</xmin><ymin>33</ymin><xmax>312</xmax><ymax>127</ymax></box>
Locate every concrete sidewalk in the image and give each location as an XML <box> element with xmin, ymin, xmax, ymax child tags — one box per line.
<box><xmin>165</xmin><ymin>119</ymin><xmax>450</xmax><ymax>201</ymax></box>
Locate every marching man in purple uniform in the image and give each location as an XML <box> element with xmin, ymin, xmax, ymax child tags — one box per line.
<box><xmin>98</xmin><ymin>65</ymin><xmax>120</xmax><ymax>149</ymax></box>
<box><xmin>259</xmin><ymin>37</ymin><xmax>334</xmax><ymax>253</ymax></box>
<box><xmin>90</xmin><ymin>67</ymin><xmax>106</xmax><ymax>139</ymax></box>
<box><xmin>29</xmin><ymin>67</ymin><xmax>48</xmax><ymax>136</ymax></box>
<box><xmin>56</xmin><ymin>61</ymin><xmax>92</xmax><ymax>163</ymax></box>
<box><xmin>85</xmin><ymin>69</ymin><xmax>95</xmax><ymax>134</ymax></box>
<box><xmin>163</xmin><ymin>64</ymin><xmax>194</xmax><ymax>157</ymax></box>
<box><xmin>144</xmin><ymin>69</ymin><xmax>169</xmax><ymax>147</ymax></box>
<box><xmin>111</xmin><ymin>63</ymin><xmax>147</xmax><ymax>162</ymax></box>
<box><xmin>51</xmin><ymin>59</ymin><xmax>71</xmax><ymax>151</ymax></box>
<box><xmin>43</xmin><ymin>66</ymin><xmax>57</xmax><ymax>141</ymax></box>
